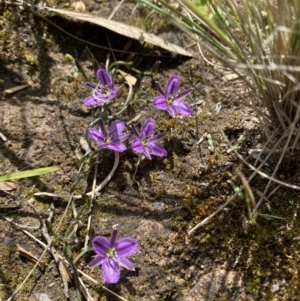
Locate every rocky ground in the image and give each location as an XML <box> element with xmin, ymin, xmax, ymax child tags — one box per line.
<box><xmin>1</xmin><ymin>1</ymin><xmax>300</xmax><ymax>300</ymax></box>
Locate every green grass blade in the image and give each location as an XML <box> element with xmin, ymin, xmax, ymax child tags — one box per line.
<box><xmin>0</xmin><ymin>166</ymin><xmax>60</xmax><ymax>182</ymax></box>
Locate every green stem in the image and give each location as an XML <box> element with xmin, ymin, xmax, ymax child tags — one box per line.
<box><xmin>63</xmin><ymin>243</ymin><xmax>82</xmax><ymax>301</ymax></box>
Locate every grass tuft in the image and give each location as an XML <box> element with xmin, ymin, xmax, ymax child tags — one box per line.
<box><xmin>141</xmin><ymin>0</ymin><xmax>300</xmax><ymax>151</ymax></box>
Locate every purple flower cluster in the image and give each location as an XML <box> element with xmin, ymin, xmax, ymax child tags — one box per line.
<box><xmin>88</xmin><ymin>229</ymin><xmax>138</xmax><ymax>284</ymax></box>
<box><xmin>83</xmin><ymin>68</ymin><xmax>193</xmax><ymax>284</ymax></box>
<box><xmin>131</xmin><ymin>119</ymin><xmax>167</xmax><ymax>160</ymax></box>
<box><xmin>84</xmin><ymin>68</ymin><xmax>118</xmax><ymax>107</ymax></box>
<box><xmin>87</xmin><ymin>119</ymin><xmax>129</xmax><ymax>153</ymax></box>
<box><xmin>83</xmin><ymin>68</ymin><xmax>193</xmax><ymax>117</ymax></box>
<box><xmin>87</xmin><ymin>118</ymin><xmax>167</xmax><ymax>159</ymax></box>
<box><xmin>84</xmin><ymin>68</ymin><xmax>193</xmax><ymax>159</ymax></box>
<box><xmin>153</xmin><ymin>75</ymin><xmax>193</xmax><ymax>117</ymax></box>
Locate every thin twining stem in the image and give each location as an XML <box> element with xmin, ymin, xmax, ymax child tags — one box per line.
<box><xmin>84</xmin><ymin>152</ymin><xmax>100</xmax><ymax>249</ymax></box>
<box><xmin>34</xmin><ymin>151</ymin><xmax>120</xmax><ymax>199</ymax></box>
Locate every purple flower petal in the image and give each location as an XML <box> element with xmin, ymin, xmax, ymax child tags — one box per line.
<box><xmin>88</xmin><ymin>229</ymin><xmax>138</xmax><ymax>284</ymax></box>
<box><xmin>131</xmin><ymin>118</ymin><xmax>166</xmax><ymax>159</ymax></box>
<box><xmin>93</xmin><ymin>87</ymin><xmax>118</xmax><ymax>103</ymax></box>
<box><xmin>166</xmin><ymin>106</ymin><xmax>176</xmax><ymax>118</ymax></box>
<box><xmin>172</xmin><ymin>99</ymin><xmax>193</xmax><ymax>116</ymax></box>
<box><xmin>131</xmin><ymin>139</ymin><xmax>144</xmax><ymax>154</ymax></box>
<box><xmin>96</xmin><ymin>68</ymin><xmax>113</xmax><ymax>87</ymax></box>
<box><xmin>92</xmin><ymin>236</ymin><xmax>110</xmax><ymax>256</ymax></box>
<box><xmin>141</xmin><ymin>119</ymin><xmax>155</xmax><ymax>137</ymax></box>
<box><xmin>131</xmin><ymin>138</ymin><xmax>151</xmax><ymax>159</ymax></box>
<box><xmin>176</xmin><ymin>88</ymin><xmax>193</xmax><ymax>99</ymax></box>
<box><xmin>115</xmin><ymin>238</ymin><xmax>139</xmax><ymax>257</ymax></box>
<box><xmin>88</xmin><ymin>120</ymin><xmax>129</xmax><ymax>152</ymax></box>
<box><xmin>87</xmin><ymin>255</ymin><xmax>105</xmax><ymax>268</ymax></box>
<box><xmin>87</xmin><ymin>128</ymin><xmax>105</xmax><ymax>144</ymax></box>
<box><xmin>148</xmin><ymin>141</ymin><xmax>167</xmax><ymax>157</ymax></box>
<box><xmin>83</xmin><ymin>68</ymin><xmax>118</xmax><ymax>108</ymax></box>
<box><xmin>105</xmin><ymin>120</ymin><xmax>129</xmax><ymax>152</ymax></box>
<box><xmin>102</xmin><ymin>257</ymin><xmax>120</xmax><ymax>284</ymax></box>
<box><xmin>97</xmin><ymin>143</ymin><xmax>109</xmax><ymax>150</ymax></box>
<box><xmin>107</xmin><ymin>142</ymin><xmax>127</xmax><ymax>152</ymax></box>
<box><xmin>99</xmin><ymin>119</ymin><xmax>107</xmax><ymax>137</ymax></box>
<box><xmin>132</xmin><ymin>140</ymin><xmax>152</xmax><ymax>159</ymax></box>
<box><xmin>109</xmin><ymin>229</ymin><xmax>118</xmax><ymax>247</ymax></box>
<box><xmin>155</xmin><ymin>82</ymin><xmax>166</xmax><ymax>96</ymax></box>
<box><xmin>93</xmin><ymin>90</ymin><xmax>108</xmax><ymax>101</ymax></box>
<box><xmin>109</xmin><ymin>87</ymin><xmax>118</xmax><ymax>100</ymax></box>
<box><xmin>153</xmin><ymin>95</ymin><xmax>168</xmax><ymax>110</ymax></box>
<box><xmin>143</xmin><ymin>147</ymin><xmax>152</xmax><ymax>160</ymax></box>
<box><xmin>153</xmin><ymin>76</ymin><xmax>193</xmax><ymax>117</ymax></box>
<box><xmin>86</xmin><ymin>82</ymin><xmax>97</xmax><ymax>89</ymax></box>
<box><xmin>150</xmin><ymin>132</ymin><xmax>166</xmax><ymax>142</ymax></box>
<box><xmin>119</xmin><ymin>134</ymin><xmax>131</xmax><ymax>143</ymax></box>
<box><xmin>109</xmin><ymin>120</ymin><xmax>125</xmax><ymax>137</ymax></box>
<box><xmin>84</xmin><ymin>95</ymin><xmax>103</xmax><ymax>106</ymax></box>
<box><xmin>131</xmin><ymin>125</ymin><xmax>140</xmax><ymax>138</ymax></box>
<box><xmin>118</xmin><ymin>257</ymin><xmax>135</xmax><ymax>271</ymax></box>
<box><xmin>166</xmin><ymin>76</ymin><xmax>180</xmax><ymax>95</ymax></box>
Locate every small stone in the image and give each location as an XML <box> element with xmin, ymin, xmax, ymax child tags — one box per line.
<box><xmin>35</xmin><ymin>293</ymin><xmax>52</xmax><ymax>301</ymax></box>
<box><xmin>74</xmin><ymin>1</ymin><xmax>86</xmax><ymax>12</ymax></box>
<box><xmin>0</xmin><ymin>132</ymin><xmax>7</xmax><ymax>142</ymax></box>
<box><xmin>153</xmin><ymin>201</ymin><xmax>165</xmax><ymax>211</ymax></box>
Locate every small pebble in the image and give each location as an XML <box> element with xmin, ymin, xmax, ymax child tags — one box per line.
<box><xmin>153</xmin><ymin>201</ymin><xmax>165</xmax><ymax>211</ymax></box>
<box><xmin>48</xmin><ymin>282</ymin><xmax>55</xmax><ymax>288</ymax></box>
<box><xmin>35</xmin><ymin>293</ymin><xmax>52</xmax><ymax>301</ymax></box>
<box><xmin>0</xmin><ymin>132</ymin><xmax>7</xmax><ymax>142</ymax></box>
<box><xmin>74</xmin><ymin>0</ymin><xmax>86</xmax><ymax>12</ymax></box>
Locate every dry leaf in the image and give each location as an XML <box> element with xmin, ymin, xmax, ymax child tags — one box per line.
<box><xmin>222</xmin><ymin>73</ymin><xmax>240</xmax><ymax>81</ymax></box>
<box><xmin>57</xmin><ymin>254</ymin><xmax>72</xmax><ymax>282</ymax></box>
<box><xmin>4</xmin><ymin>84</ymin><xmax>30</xmax><ymax>94</ymax></box>
<box><xmin>16</xmin><ymin>244</ymin><xmax>48</xmax><ymax>267</ymax></box>
<box><xmin>0</xmin><ymin>182</ymin><xmax>17</xmax><ymax>191</ymax></box>
<box><xmin>45</xmin><ymin>7</ymin><xmax>194</xmax><ymax>57</ymax></box>
<box><xmin>117</xmin><ymin>69</ymin><xmax>137</xmax><ymax>85</ymax></box>
<box><xmin>59</xmin><ymin>261</ymin><xmax>72</xmax><ymax>282</ymax></box>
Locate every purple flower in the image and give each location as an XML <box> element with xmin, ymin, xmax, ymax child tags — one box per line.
<box><xmin>84</xmin><ymin>68</ymin><xmax>118</xmax><ymax>107</ymax></box>
<box><xmin>131</xmin><ymin>118</ymin><xmax>167</xmax><ymax>160</ymax></box>
<box><xmin>87</xmin><ymin>120</ymin><xmax>130</xmax><ymax>152</ymax></box>
<box><xmin>88</xmin><ymin>229</ymin><xmax>138</xmax><ymax>284</ymax></box>
<box><xmin>153</xmin><ymin>75</ymin><xmax>193</xmax><ymax>117</ymax></box>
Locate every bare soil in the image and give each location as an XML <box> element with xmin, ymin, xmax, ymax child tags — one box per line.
<box><xmin>1</xmin><ymin>1</ymin><xmax>300</xmax><ymax>301</ymax></box>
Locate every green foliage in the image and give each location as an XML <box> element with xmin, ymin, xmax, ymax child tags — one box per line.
<box><xmin>140</xmin><ymin>0</ymin><xmax>300</xmax><ymax>149</ymax></box>
<box><xmin>193</xmin><ymin>0</ymin><xmax>210</xmax><ymax>15</ymax></box>
<box><xmin>0</xmin><ymin>166</ymin><xmax>60</xmax><ymax>182</ymax></box>
<box><xmin>193</xmin><ymin>0</ymin><xmax>229</xmax><ymax>28</ymax></box>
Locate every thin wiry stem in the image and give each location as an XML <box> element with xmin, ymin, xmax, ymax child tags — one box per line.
<box><xmin>34</xmin><ymin>151</ymin><xmax>120</xmax><ymax>199</ymax></box>
<box><xmin>5</xmin><ymin>192</ymin><xmax>75</xmax><ymax>301</ymax></box>
<box><xmin>84</xmin><ymin>152</ymin><xmax>100</xmax><ymax>250</ymax></box>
